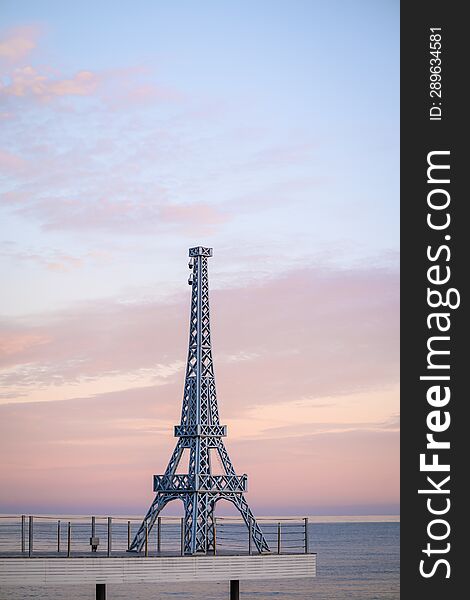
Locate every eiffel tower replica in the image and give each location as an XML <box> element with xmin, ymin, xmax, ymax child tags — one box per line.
<box><xmin>129</xmin><ymin>246</ymin><xmax>269</xmax><ymax>555</ymax></box>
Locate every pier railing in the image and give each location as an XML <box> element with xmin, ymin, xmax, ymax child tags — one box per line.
<box><xmin>215</xmin><ymin>517</ymin><xmax>309</xmax><ymax>555</ymax></box>
<box><xmin>0</xmin><ymin>515</ymin><xmax>310</xmax><ymax>557</ymax></box>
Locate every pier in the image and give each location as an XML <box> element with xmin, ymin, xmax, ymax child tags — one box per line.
<box><xmin>0</xmin><ymin>514</ymin><xmax>316</xmax><ymax>598</ymax></box>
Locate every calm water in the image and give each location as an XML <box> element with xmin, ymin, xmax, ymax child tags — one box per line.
<box><xmin>0</xmin><ymin>522</ymin><xmax>399</xmax><ymax>599</ymax></box>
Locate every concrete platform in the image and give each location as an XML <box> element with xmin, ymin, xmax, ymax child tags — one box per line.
<box><xmin>0</xmin><ymin>553</ymin><xmax>316</xmax><ymax>585</ymax></box>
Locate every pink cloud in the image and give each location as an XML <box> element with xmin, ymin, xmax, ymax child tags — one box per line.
<box><xmin>0</xmin><ymin>149</ymin><xmax>26</xmax><ymax>172</ymax></box>
<box><xmin>160</xmin><ymin>203</ymin><xmax>228</xmax><ymax>226</ymax></box>
<box><xmin>1</xmin><ymin>66</ymin><xmax>100</xmax><ymax>99</ymax></box>
<box><xmin>0</xmin><ymin>264</ymin><xmax>398</xmax><ymax>399</ymax></box>
<box><xmin>0</xmin><ymin>393</ymin><xmax>398</xmax><ymax>513</ymax></box>
<box><xmin>0</xmin><ymin>241</ymin><xmax>93</xmax><ymax>272</ymax></box>
<box><xmin>0</xmin><ymin>332</ymin><xmax>49</xmax><ymax>358</ymax></box>
<box><xmin>233</xmin><ymin>429</ymin><xmax>399</xmax><ymax>513</ymax></box>
<box><xmin>10</xmin><ymin>192</ymin><xmax>228</xmax><ymax>234</ymax></box>
<box><xmin>0</xmin><ymin>30</ymin><xmax>181</xmax><ymax>108</ymax></box>
<box><xmin>0</xmin><ymin>27</ymin><xmax>102</xmax><ymax>103</ymax></box>
<box><xmin>0</xmin><ymin>25</ymin><xmax>39</xmax><ymax>63</ymax></box>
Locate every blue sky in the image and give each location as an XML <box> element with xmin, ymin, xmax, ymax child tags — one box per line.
<box><xmin>1</xmin><ymin>0</ymin><xmax>398</xmax><ymax>315</ymax></box>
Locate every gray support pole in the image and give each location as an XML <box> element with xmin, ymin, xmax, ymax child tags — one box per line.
<box><xmin>213</xmin><ymin>517</ymin><xmax>217</xmax><ymax>556</ymax></box>
<box><xmin>248</xmin><ymin>518</ymin><xmax>252</xmax><ymax>555</ymax></box>
<box><xmin>277</xmin><ymin>522</ymin><xmax>281</xmax><ymax>554</ymax></box>
<box><xmin>67</xmin><ymin>522</ymin><xmax>71</xmax><ymax>558</ymax></box>
<box><xmin>157</xmin><ymin>517</ymin><xmax>161</xmax><ymax>552</ymax></box>
<box><xmin>304</xmin><ymin>517</ymin><xmax>309</xmax><ymax>553</ymax></box>
<box><xmin>28</xmin><ymin>516</ymin><xmax>33</xmax><ymax>558</ymax></box>
<box><xmin>180</xmin><ymin>518</ymin><xmax>185</xmax><ymax>556</ymax></box>
<box><xmin>96</xmin><ymin>583</ymin><xmax>106</xmax><ymax>600</ymax></box>
<box><xmin>107</xmin><ymin>517</ymin><xmax>112</xmax><ymax>557</ymax></box>
<box><xmin>145</xmin><ymin>523</ymin><xmax>148</xmax><ymax>557</ymax></box>
<box><xmin>57</xmin><ymin>520</ymin><xmax>61</xmax><ymax>553</ymax></box>
<box><xmin>92</xmin><ymin>516</ymin><xmax>96</xmax><ymax>538</ymax></box>
<box><xmin>21</xmin><ymin>515</ymin><xmax>25</xmax><ymax>553</ymax></box>
<box><xmin>128</xmin><ymin>521</ymin><xmax>131</xmax><ymax>550</ymax></box>
<box><xmin>230</xmin><ymin>580</ymin><xmax>240</xmax><ymax>600</ymax></box>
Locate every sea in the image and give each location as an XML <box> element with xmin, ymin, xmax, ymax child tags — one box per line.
<box><xmin>0</xmin><ymin>517</ymin><xmax>399</xmax><ymax>599</ymax></box>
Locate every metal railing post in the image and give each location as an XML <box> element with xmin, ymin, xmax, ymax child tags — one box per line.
<box><xmin>107</xmin><ymin>517</ymin><xmax>112</xmax><ymax>557</ymax></box>
<box><xmin>213</xmin><ymin>517</ymin><xmax>217</xmax><ymax>556</ymax></box>
<box><xmin>157</xmin><ymin>517</ymin><xmax>161</xmax><ymax>552</ymax></box>
<box><xmin>128</xmin><ymin>520</ymin><xmax>131</xmax><ymax>550</ymax></box>
<box><xmin>21</xmin><ymin>515</ymin><xmax>25</xmax><ymax>553</ymax></box>
<box><xmin>90</xmin><ymin>516</ymin><xmax>97</xmax><ymax>553</ymax></box>
<box><xmin>304</xmin><ymin>517</ymin><xmax>309</xmax><ymax>553</ymax></box>
<box><xmin>28</xmin><ymin>516</ymin><xmax>33</xmax><ymax>557</ymax></box>
<box><xmin>248</xmin><ymin>518</ymin><xmax>252</xmax><ymax>555</ymax></box>
<box><xmin>145</xmin><ymin>523</ymin><xmax>148</xmax><ymax>557</ymax></box>
<box><xmin>57</xmin><ymin>520</ymin><xmax>61</xmax><ymax>553</ymax></box>
<box><xmin>67</xmin><ymin>522</ymin><xmax>71</xmax><ymax>557</ymax></box>
<box><xmin>180</xmin><ymin>518</ymin><xmax>185</xmax><ymax>556</ymax></box>
<box><xmin>277</xmin><ymin>522</ymin><xmax>281</xmax><ymax>554</ymax></box>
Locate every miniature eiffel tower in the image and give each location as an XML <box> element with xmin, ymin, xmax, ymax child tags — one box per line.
<box><xmin>129</xmin><ymin>246</ymin><xmax>269</xmax><ymax>554</ymax></box>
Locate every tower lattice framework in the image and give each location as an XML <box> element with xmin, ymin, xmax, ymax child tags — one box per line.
<box><xmin>129</xmin><ymin>246</ymin><xmax>269</xmax><ymax>554</ymax></box>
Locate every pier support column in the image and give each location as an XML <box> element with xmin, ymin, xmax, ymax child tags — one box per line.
<box><xmin>230</xmin><ymin>579</ymin><xmax>239</xmax><ymax>600</ymax></box>
<box><xmin>96</xmin><ymin>583</ymin><xmax>106</xmax><ymax>600</ymax></box>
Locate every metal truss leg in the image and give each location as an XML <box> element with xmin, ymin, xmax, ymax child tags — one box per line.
<box><xmin>129</xmin><ymin>494</ymin><xmax>176</xmax><ymax>552</ymax></box>
<box><xmin>183</xmin><ymin>493</ymin><xmax>194</xmax><ymax>554</ymax></box>
<box><xmin>230</xmin><ymin>495</ymin><xmax>270</xmax><ymax>553</ymax></box>
<box><xmin>206</xmin><ymin>504</ymin><xmax>216</xmax><ymax>552</ymax></box>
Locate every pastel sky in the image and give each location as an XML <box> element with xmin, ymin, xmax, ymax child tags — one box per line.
<box><xmin>0</xmin><ymin>1</ymin><xmax>399</xmax><ymax>516</ymax></box>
